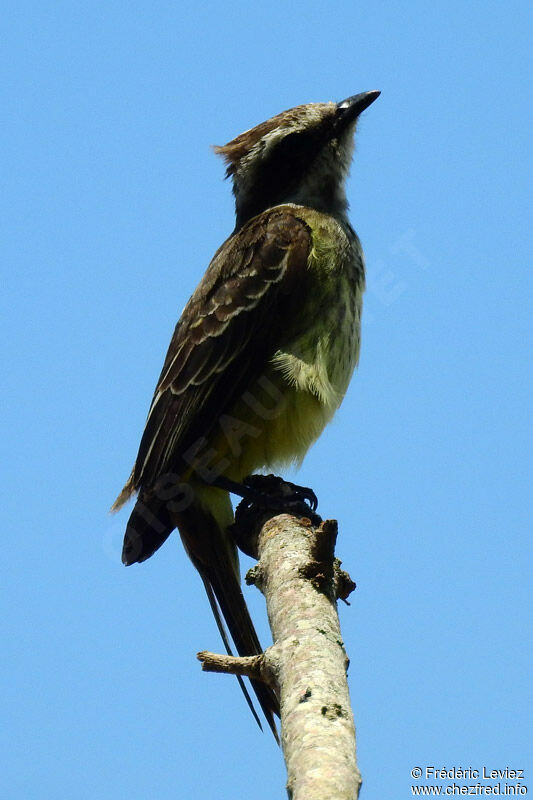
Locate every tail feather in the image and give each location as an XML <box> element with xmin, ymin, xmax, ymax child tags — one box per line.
<box><xmin>199</xmin><ymin>559</ymin><xmax>280</xmax><ymax>742</ymax></box>
<box><xmin>175</xmin><ymin>498</ymin><xmax>280</xmax><ymax>739</ymax></box>
<box><xmin>118</xmin><ymin>490</ymin><xmax>279</xmax><ymax>738</ymax></box>
<box><xmin>201</xmin><ymin>576</ymin><xmax>266</xmax><ymax>734</ymax></box>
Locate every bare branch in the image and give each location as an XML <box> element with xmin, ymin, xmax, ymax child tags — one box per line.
<box><xmin>198</xmin><ymin>510</ymin><xmax>361</xmax><ymax>798</ymax></box>
<box><xmin>252</xmin><ymin>513</ymin><xmax>361</xmax><ymax>800</ymax></box>
<box><xmin>197</xmin><ymin>650</ymin><xmax>275</xmax><ymax>688</ymax></box>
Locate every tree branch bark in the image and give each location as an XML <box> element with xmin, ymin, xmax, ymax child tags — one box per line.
<box><xmin>198</xmin><ymin>512</ymin><xmax>361</xmax><ymax>799</ymax></box>
<box><xmin>252</xmin><ymin>514</ymin><xmax>360</xmax><ymax>800</ymax></box>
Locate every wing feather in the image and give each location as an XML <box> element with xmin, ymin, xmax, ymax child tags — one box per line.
<box><xmin>132</xmin><ymin>208</ymin><xmax>311</xmax><ymax>489</ymax></box>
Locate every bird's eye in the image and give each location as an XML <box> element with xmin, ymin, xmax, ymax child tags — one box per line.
<box><xmin>275</xmin><ymin>132</ymin><xmax>300</xmax><ymax>156</ymax></box>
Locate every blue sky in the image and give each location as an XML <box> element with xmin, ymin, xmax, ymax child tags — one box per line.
<box><xmin>2</xmin><ymin>2</ymin><xmax>531</xmax><ymax>798</ymax></box>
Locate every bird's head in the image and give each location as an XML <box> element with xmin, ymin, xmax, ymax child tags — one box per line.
<box><xmin>214</xmin><ymin>91</ymin><xmax>380</xmax><ymax>228</ymax></box>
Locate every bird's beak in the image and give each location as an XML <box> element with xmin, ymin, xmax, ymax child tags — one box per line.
<box><xmin>336</xmin><ymin>91</ymin><xmax>381</xmax><ymax>125</ymax></box>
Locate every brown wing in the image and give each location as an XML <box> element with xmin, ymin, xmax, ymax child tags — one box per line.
<box><xmin>132</xmin><ymin>208</ymin><xmax>311</xmax><ymax>490</ymax></box>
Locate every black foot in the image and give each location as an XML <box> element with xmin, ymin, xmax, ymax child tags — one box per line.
<box><xmin>212</xmin><ymin>473</ymin><xmax>318</xmax><ymax>514</ymax></box>
<box><xmin>223</xmin><ymin>474</ymin><xmax>321</xmax><ymax>557</ymax></box>
<box><xmin>243</xmin><ymin>473</ymin><xmax>318</xmax><ymax>513</ymax></box>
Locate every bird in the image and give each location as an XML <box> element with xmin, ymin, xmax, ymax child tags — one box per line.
<box><xmin>112</xmin><ymin>90</ymin><xmax>380</xmax><ymax>738</ymax></box>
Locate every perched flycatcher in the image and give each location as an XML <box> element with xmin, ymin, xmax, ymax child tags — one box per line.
<box><xmin>113</xmin><ymin>91</ymin><xmax>380</xmax><ymax>737</ymax></box>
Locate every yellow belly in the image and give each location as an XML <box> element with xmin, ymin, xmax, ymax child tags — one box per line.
<box><xmin>205</xmin><ymin>286</ymin><xmax>362</xmax><ymax>481</ymax></box>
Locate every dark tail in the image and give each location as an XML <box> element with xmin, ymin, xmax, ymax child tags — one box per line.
<box><xmin>121</xmin><ymin>493</ymin><xmax>279</xmax><ymax>739</ymax></box>
<box><xmin>175</xmin><ymin>499</ymin><xmax>280</xmax><ymax>741</ymax></box>
<box><xmin>197</xmin><ymin>563</ymin><xmax>280</xmax><ymax>742</ymax></box>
